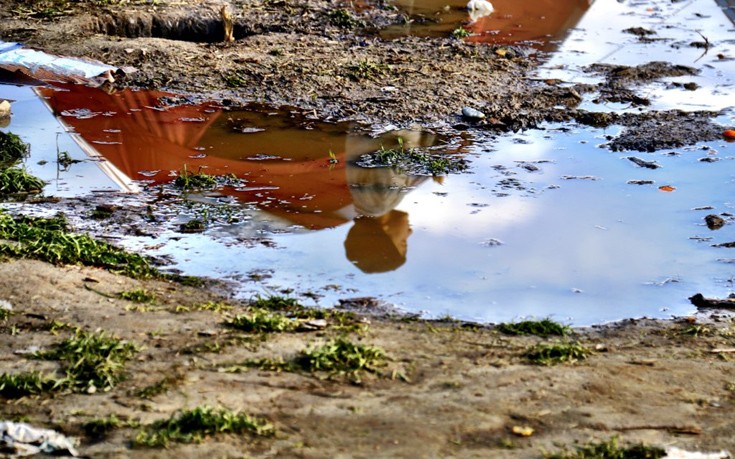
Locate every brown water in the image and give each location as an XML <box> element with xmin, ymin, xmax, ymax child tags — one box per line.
<box><xmin>375</xmin><ymin>0</ymin><xmax>591</xmax><ymax>50</ymax></box>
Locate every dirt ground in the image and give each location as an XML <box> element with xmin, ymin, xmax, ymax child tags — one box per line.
<box><xmin>1</xmin><ymin>0</ymin><xmax>735</xmax><ymax>457</ymax></box>
<box><xmin>1</xmin><ymin>259</ymin><xmax>735</xmax><ymax>458</ymax></box>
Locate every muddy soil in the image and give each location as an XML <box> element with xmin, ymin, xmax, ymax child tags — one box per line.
<box><xmin>2</xmin><ymin>1</ymin><xmax>735</xmax><ymax>457</ymax></box>
<box><xmin>0</xmin><ymin>0</ymin><xmax>728</xmax><ymax>148</ymax></box>
<box><xmin>1</xmin><ymin>258</ymin><xmax>735</xmax><ymax>458</ymax></box>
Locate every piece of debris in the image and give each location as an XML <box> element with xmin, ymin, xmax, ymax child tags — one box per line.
<box><xmin>627</xmin><ymin>180</ymin><xmax>655</xmax><ymax>185</ymax></box>
<box><xmin>461</xmin><ymin>106</ymin><xmax>486</xmax><ymax>121</ymax></box>
<box><xmin>0</xmin><ymin>100</ymin><xmax>10</xmax><ymax>118</ymax></box>
<box><xmin>627</xmin><ymin>156</ymin><xmax>660</xmax><ymax>169</ymax></box>
<box><xmin>511</xmin><ymin>425</ymin><xmax>534</xmax><ymax>437</ymax></box>
<box><xmin>297</xmin><ymin>319</ymin><xmax>328</xmax><ymax>331</ymax></box>
<box><xmin>723</xmin><ymin>129</ymin><xmax>735</xmax><ymax>139</ymax></box>
<box><xmin>689</xmin><ymin>293</ymin><xmax>735</xmax><ymax>310</ymax></box>
<box><xmin>665</xmin><ymin>446</ymin><xmax>730</xmax><ymax>459</ymax></box>
<box><xmin>0</xmin><ymin>421</ymin><xmax>79</xmax><ymax>457</ymax></box>
<box><xmin>704</xmin><ymin>214</ymin><xmax>725</xmax><ymax>230</ymax></box>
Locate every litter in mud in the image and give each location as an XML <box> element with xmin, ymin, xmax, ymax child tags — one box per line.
<box><xmin>0</xmin><ymin>421</ymin><xmax>79</xmax><ymax>457</ymax></box>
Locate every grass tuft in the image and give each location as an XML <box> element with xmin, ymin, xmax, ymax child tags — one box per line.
<box><xmin>226</xmin><ymin>309</ymin><xmax>295</xmax><ymax>333</ymax></box>
<box><xmin>174</xmin><ymin>165</ymin><xmax>217</xmax><ymax>191</ymax></box>
<box><xmin>329</xmin><ymin>8</ymin><xmax>360</xmax><ymax>28</ymax></box>
<box><xmin>83</xmin><ymin>414</ymin><xmax>123</xmax><ymax>438</ymax></box>
<box><xmin>360</xmin><ymin>138</ymin><xmax>467</xmax><ymax>176</ymax></box>
<box><xmin>0</xmin><ymin>132</ymin><xmax>30</xmax><ymax>167</ymax></box>
<box><xmin>34</xmin><ymin>330</ymin><xmax>138</xmax><ymax>392</ymax></box>
<box><xmin>0</xmin><ymin>167</ymin><xmax>46</xmax><ymax>195</ymax></box>
<box><xmin>0</xmin><ymin>371</ymin><xmax>60</xmax><ymax>398</ymax></box>
<box><xmin>496</xmin><ymin>319</ymin><xmax>570</xmax><ymax>338</ymax></box>
<box><xmin>296</xmin><ymin>338</ymin><xmax>386</xmax><ymax>375</ymax></box>
<box><xmin>120</xmin><ymin>288</ymin><xmax>157</xmax><ymax>304</ymax></box>
<box><xmin>0</xmin><ymin>212</ymin><xmax>157</xmax><ymax>278</ymax></box>
<box><xmin>452</xmin><ymin>27</ymin><xmax>471</xmax><ymax>39</ymax></box>
<box><xmin>544</xmin><ymin>436</ymin><xmax>666</xmax><ymax>459</ymax></box>
<box><xmin>345</xmin><ymin>60</ymin><xmax>388</xmax><ymax>82</ymax></box>
<box><xmin>133</xmin><ymin>406</ymin><xmax>274</xmax><ymax>447</ymax></box>
<box><xmin>525</xmin><ymin>341</ymin><xmax>591</xmax><ymax>366</ymax></box>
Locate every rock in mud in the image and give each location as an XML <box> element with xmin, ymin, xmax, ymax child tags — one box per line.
<box><xmin>461</xmin><ymin>107</ymin><xmax>486</xmax><ymax>121</ymax></box>
<box><xmin>627</xmin><ymin>156</ymin><xmax>660</xmax><ymax>169</ymax></box>
<box><xmin>705</xmin><ymin>214</ymin><xmax>725</xmax><ymax>230</ymax></box>
<box><xmin>689</xmin><ymin>293</ymin><xmax>735</xmax><ymax>310</ymax></box>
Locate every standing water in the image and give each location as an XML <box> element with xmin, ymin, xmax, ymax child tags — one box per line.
<box><xmin>1</xmin><ymin>0</ymin><xmax>735</xmax><ymax>325</ymax></box>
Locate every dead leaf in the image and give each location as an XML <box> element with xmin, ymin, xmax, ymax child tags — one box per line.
<box><xmin>512</xmin><ymin>425</ymin><xmax>534</xmax><ymax>437</ymax></box>
<box><xmin>658</xmin><ymin>185</ymin><xmax>676</xmax><ymax>192</ymax></box>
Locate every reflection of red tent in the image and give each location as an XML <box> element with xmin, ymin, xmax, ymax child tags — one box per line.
<box><xmin>38</xmin><ymin>84</ymin><xmax>353</xmax><ymax>230</ymax></box>
<box><xmin>466</xmin><ymin>0</ymin><xmax>591</xmax><ymax>47</ymax></box>
<box><xmin>384</xmin><ymin>0</ymin><xmax>590</xmax><ymax>50</ymax></box>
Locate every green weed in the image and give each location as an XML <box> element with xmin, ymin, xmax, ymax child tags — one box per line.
<box><xmin>0</xmin><ymin>306</ymin><xmax>10</xmax><ymax>321</ymax></box>
<box><xmin>363</xmin><ymin>138</ymin><xmax>467</xmax><ymax>176</ymax></box>
<box><xmin>544</xmin><ymin>436</ymin><xmax>666</xmax><ymax>459</ymax></box>
<box><xmin>329</xmin><ymin>8</ymin><xmax>360</xmax><ymax>28</ymax></box>
<box><xmin>83</xmin><ymin>414</ymin><xmax>123</xmax><ymax>438</ymax></box>
<box><xmin>678</xmin><ymin>324</ymin><xmax>713</xmax><ymax>337</ymax></box>
<box><xmin>34</xmin><ymin>330</ymin><xmax>138</xmax><ymax>392</ymax></box>
<box><xmin>345</xmin><ymin>60</ymin><xmax>388</xmax><ymax>82</ymax></box>
<box><xmin>0</xmin><ymin>371</ymin><xmax>59</xmax><ymax>398</ymax></box>
<box><xmin>0</xmin><ymin>212</ymin><xmax>157</xmax><ymax>278</ymax></box>
<box><xmin>57</xmin><ymin>150</ymin><xmax>81</xmax><ymax>170</ymax></box>
<box><xmin>179</xmin><ymin>218</ymin><xmax>206</xmax><ymax>233</ymax></box>
<box><xmin>174</xmin><ymin>165</ymin><xmax>217</xmax><ymax>191</ymax></box>
<box><xmin>226</xmin><ymin>308</ymin><xmax>295</xmax><ymax>333</ymax></box>
<box><xmin>496</xmin><ymin>319</ymin><xmax>571</xmax><ymax>337</ymax></box>
<box><xmin>525</xmin><ymin>341</ymin><xmax>591</xmax><ymax>366</ymax></box>
<box><xmin>452</xmin><ymin>27</ymin><xmax>471</xmax><ymax>39</ymax></box>
<box><xmin>0</xmin><ymin>132</ymin><xmax>29</xmax><ymax>167</ymax></box>
<box><xmin>133</xmin><ymin>406</ymin><xmax>274</xmax><ymax>447</ymax></box>
<box><xmin>120</xmin><ymin>288</ymin><xmax>157</xmax><ymax>304</ymax></box>
<box><xmin>173</xmin><ymin>301</ymin><xmax>232</xmax><ymax>314</ymax></box>
<box><xmin>0</xmin><ymin>167</ymin><xmax>46</xmax><ymax>195</ymax></box>
<box><xmin>296</xmin><ymin>338</ymin><xmax>386</xmax><ymax>375</ymax></box>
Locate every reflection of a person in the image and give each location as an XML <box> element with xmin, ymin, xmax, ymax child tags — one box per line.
<box><xmin>343</xmin><ymin>130</ymin><xmax>431</xmax><ymax>273</ymax></box>
<box><xmin>345</xmin><ymin>210</ymin><xmax>412</xmax><ymax>273</ymax></box>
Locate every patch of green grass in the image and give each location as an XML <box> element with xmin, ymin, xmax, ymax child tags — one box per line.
<box><xmin>133</xmin><ymin>406</ymin><xmax>274</xmax><ymax>447</ymax></box>
<box><xmin>362</xmin><ymin>138</ymin><xmax>468</xmax><ymax>176</ymax></box>
<box><xmin>525</xmin><ymin>341</ymin><xmax>591</xmax><ymax>366</ymax></box>
<box><xmin>173</xmin><ymin>301</ymin><xmax>232</xmax><ymax>314</ymax></box>
<box><xmin>0</xmin><ymin>371</ymin><xmax>60</xmax><ymax>398</ymax></box>
<box><xmin>83</xmin><ymin>414</ymin><xmax>123</xmax><ymax>438</ymax></box>
<box><xmin>678</xmin><ymin>324</ymin><xmax>713</xmax><ymax>337</ymax></box>
<box><xmin>179</xmin><ymin>218</ymin><xmax>206</xmax><ymax>233</ymax></box>
<box><xmin>120</xmin><ymin>288</ymin><xmax>157</xmax><ymax>304</ymax></box>
<box><xmin>345</xmin><ymin>60</ymin><xmax>388</xmax><ymax>82</ymax></box>
<box><xmin>0</xmin><ymin>306</ymin><xmax>10</xmax><ymax>321</ymax></box>
<box><xmin>57</xmin><ymin>150</ymin><xmax>81</xmax><ymax>170</ymax></box>
<box><xmin>496</xmin><ymin>319</ymin><xmax>571</xmax><ymax>338</ymax></box>
<box><xmin>0</xmin><ymin>212</ymin><xmax>157</xmax><ymax>278</ymax></box>
<box><xmin>34</xmin><ymin>330</ymin><xmax>138</xmax><ymax>393</ymax></box>
<box><xmin>226</xmin><ymin>308</ymin><xmax>295</xmax><ymax>333</ymax></box>
<box><xmin>296</xmin><ymin>338</ymin><xmax>386</xmax><ymax>375</ymax></box>
<box><xmin>174</xmin><ymin>165</ymin><xmax>217</xmax><ymax>191</ymax></box>
<box><xmin>329</xmin><ymin>8</ymin><xmax>360</xmax><ymax>28</ymax></box>
<box><xmin>0</xmin><ymin>167</ymin><xmax>46</xmax><ymax>195</ymax></box>
<box><xmin>250</xmin><ymin>294</ymin><xmax>301</xmax><ymax>311</ymax></box>
<box><xmin>0</xmin><ymin>132</ymin><xmax>30</xmax><ymax>167</ymax></box>
<box><xmin>452</xmin><ymin>27</ymin><xmax>471</xmax><ymax>39</ymax></box>
<box><xmin>544</xmin><ymin>436</ymin><xmax>666</xmax><ymax>459</ymax></box>
<box><xmin>246</xmin><ymin>295</ymin><xmax>362</xmax><ymax>332</ymax></box>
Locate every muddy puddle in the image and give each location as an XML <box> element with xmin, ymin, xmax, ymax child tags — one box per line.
<box><xmin>2</xmin><ymin>0</ymin><xmax>735</xmax><ymax>324</ymax></box>
<box><xmin>378</xmin><ymin>0</ymin><xmax>591</xmax><ymax>51</ymax></box>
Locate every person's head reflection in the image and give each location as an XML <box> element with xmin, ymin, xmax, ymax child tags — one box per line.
<box><xmin>344</xmin><ymin>137</ymin><xmax>427</xmax><ymax>273</ymax></box>
<box><xmin>344</xmin><ymin>210</ymin><xmax>412</xmax><ymax>273</ymax></box>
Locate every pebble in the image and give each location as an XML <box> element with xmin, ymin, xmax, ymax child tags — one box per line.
<box><xmin>461</xmin><ymin>106</ymin><xmax>486</xmax><ymax>120</ymax></box>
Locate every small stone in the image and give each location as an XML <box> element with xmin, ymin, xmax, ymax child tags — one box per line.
<box><xmin>461</xmin><ymin>106</ymin><xmax>486</xmax><ymax>120</ymax></box>
<box><xmin>705</xmin><ymin>214</ymin><xmax>725</xmax><ymax>230</ymax></box>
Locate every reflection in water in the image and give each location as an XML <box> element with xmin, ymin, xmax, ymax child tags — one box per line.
<box><xmin>345</xmin><ymin>211</ymin><xmax>412</xmax><ymax>273</ymax></box>
<box><xmin>380</xmin><ymin>0</ymin><xmax>592</xmax><ymax>51</ymax></box>
<box><xmin>38</xmin><ymin>83</ymin><xmax>455</xmax><ymax>271</ymax></box>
